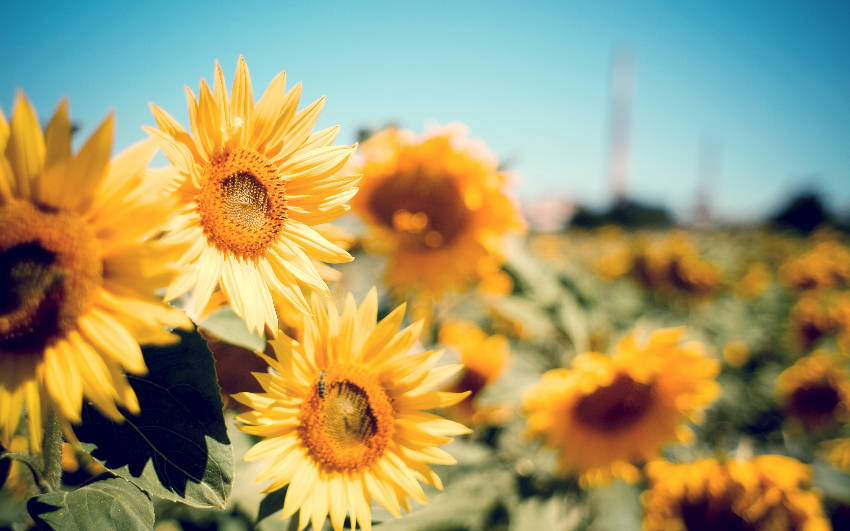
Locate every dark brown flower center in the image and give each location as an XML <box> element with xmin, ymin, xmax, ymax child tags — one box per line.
<box><xmin>323</xmin><ymin>382</ymin><xmax>378</xmax><ymax>447</ymax></box>
<box><xmin>0</xmin><ymin>200</ymin><xmax>102</xmax><ymax>355</ymax></box>
<box><xmin>787</xmin><ymin>382</ymin><xmax>842</xmax><ymax>425</ymax></box>
<box><xmin>367</xmin><ymin>167</ymin><xmax>469</xmax><ymax>249</ymax></box>
<box><xmin>573</xmin><ymin>373</ymin><xmax>654</xmax><ymax>432</ymax></box>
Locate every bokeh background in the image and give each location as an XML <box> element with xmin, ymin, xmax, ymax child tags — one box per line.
<box><xmin>3</xmin><ymin>2</ymin><xmax>850</xmax><ymax>530</ymax></box>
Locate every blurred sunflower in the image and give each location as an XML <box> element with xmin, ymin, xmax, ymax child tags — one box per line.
<box><xmin>234</xmin><ymin>289</ymin><xmax>470</xmax><ymax>531</ymax></box>
<box><xmin>734</xmin><ymin>262</ymin><xmax>771</xmax><ymax>300</ymax></box>
<box><xmin>351</xmin><ymin>125</ymin><xmax>524</xmax><ymax>298</ymax></box>
<box><xmin>823</xmin><ymin>438</ymin><xmax>850</xmax><ymax>473</ymax></box>
<box><xmin>776</xmin><ymin>353</ymin><xmax>850</xmax><ymax>429</ymax></box>
<box><xmin>642</xmin><ymin>456</ymin><xmax>829</xmax><ymax>531</ymax></box>
<box><xmin>631</xmin><ymin>231</ymin><xmax>722</xmax><ymax>298</ymax></box>
<box><xmin>779</xmin><ymin>240</ymin><xmax>850</xmax><ymax>291</ymax></box>
<box><xmin>439</xmin><ymin>320</ymin><xmax>511</xmax><ymax>426</ymax></box>
<box><xmin>146</xmin><ymin>56</ymin><xmax>358</xmax><ymax>335</ymax></box>
<box><xmin>0</xmin><ymin>94</ymin><xmax>189</xmax><ymax>450</ymax></box>
<box><xmin>523</xmin><ymin>328</ymin><xmax>719</xmax><ymax>485</ymax></box>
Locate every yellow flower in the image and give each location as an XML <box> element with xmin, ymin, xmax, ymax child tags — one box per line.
<box><xmin>823</xmin><ymin>438</ymin><xmax>850</xmax><ymax>473</ymax></box>
<box><xmin>631</xmin><ymin>231</ymin><xmax>722</xmax><ymax>298</ymax></box>
<box><xmin>234</xmin><ymin>289</ymin><xmax>470</xmax><ymax>531</ymax></box>
<box><xmin>780</xmin><ymin>240</ymin><xmax>850</xmax><ymax>291</ymax></box>
<box><xmin>642</xmin><ymin>456</ymin><xmax>830</xmax><ymax>531</ymax></box>
<box><xmin>439</xmin><ymin>321</ymin><xmax>510</xmax><ymax>425</ymax></box>
<box><xmin>0</xmin><ymin>93</ymin><xmax>189</xmax><ymax>450</ymax></box>
<box><xmin>523</xmin><ymin>328</ymin><xmax>719</xmax><ymax>485</ymax></box>
<box><xmin>352</xmin><ymin>125</ymin><xmax>523</xmax><ymax>297</ymax></box>
<box><xmin>776</xmin><ymin>352</ymin><xmax>850</xmax><ymax>428</ymax></box>
<box><xmin>146</xmin><ymin>56</ymin><xmax>358</xmax><ymax>335</ymax></box>
<box><xmin>734</xmin><ymin>262</ymin><xmax>771</xmax><ymax>300</ymax></box>
<box><xmin>723</xmin><ymin>339</ymin><xmax>751</xmax><ymax>368</ymax></box>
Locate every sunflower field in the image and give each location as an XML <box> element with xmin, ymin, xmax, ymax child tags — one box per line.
<box><xmin>2</xmin><ymin>57</ymin><xmax>850</xmax><ymax>531</ymax></box>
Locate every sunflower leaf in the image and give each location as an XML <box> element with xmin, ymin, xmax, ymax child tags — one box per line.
<box><xmin>27</xmin><ymin>477</ymin><xmax>154</xmax><ymax>530</ymax></box>
<box><xmin>199</xmin><ymin>305</ymin><xmax>266</xmax><ymax>352</ymax></box>
<box><xmin>74</xmin><ymin>328</ymin><xmax>233</xmax><ymax>509</ymax></box>
<box><xmin>256</xmin><ymin>486</ymin><xmax>287</xmax><ymax>523</ymax></box>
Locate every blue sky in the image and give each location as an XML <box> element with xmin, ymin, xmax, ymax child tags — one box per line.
<box><xmin>2</xmin><ymin>1</ymin><xmax>848</xmax><ymax>220</ymax></box>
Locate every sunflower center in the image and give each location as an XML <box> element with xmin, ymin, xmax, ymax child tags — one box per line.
<box><xmin>367</xmin><ymin>167</ymin><xmax>469</xmax><ymax>249</ymax></box>
<box><xmin>0</xmin><ymin>200</ymin><xmax>102</xmax><ymax>355</ymax></box>
<box><xmin>298</xmin><ymin>365</ymin><xmax>394</xmax><ymax>472</ymax></box>
<box><xmin>679</xmin><ymin>494</ymin><xmax>754</xmax><ymax>531</ymax></box>
<box><xmin>788</xmin><ymin>382</ymin><xmax>842</xmax><ymax>424</ymax></box>
<box><xmin>196</xmin><ymin>148</ymin><xmax>287</xmax><ymax>260</ymax></box>
<box><xmin>573</xmin><ymin>373</ymin><xmax>655</xmax><ymax>432</ymax></box>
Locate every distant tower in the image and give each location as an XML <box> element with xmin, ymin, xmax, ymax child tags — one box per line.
<box><xmin>606</xmin><ymin>49</ymin><xmax>635</xmax><ymax>203</ymax></box>
<box><xmin>694</xmin><ymin>135</ymin><xmax>720</xmax><ymax>226</ymax></box>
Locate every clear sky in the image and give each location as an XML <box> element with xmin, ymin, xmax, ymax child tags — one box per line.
<box><xmin>2</xmin><ymin>1</ymin><xmax>848</xmax><ymax>220</ymax></box>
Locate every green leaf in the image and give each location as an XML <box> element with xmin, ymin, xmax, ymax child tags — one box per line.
<box><xmin>74</xmin><ymin>329</ymin><xmax>233</xmax><ymax>508</ymax></box>
<box><xmin>198</xmin><ymin>306</ymin><xmax>265</xmax><ymax>352</ymax></box>
<box><xmin>256</xmin><ymin>487</ymin><xmax>287</xmax><ymax>523</ymax></box>
<box><xmin>27</xmin><ymin>477</ymin><xmax>154</xmax><ymax>530</ymax></box>
<box><xmin>587</xmin><ymin>480</ymin><xmax>641</xmax><ymax>531</ymax></box>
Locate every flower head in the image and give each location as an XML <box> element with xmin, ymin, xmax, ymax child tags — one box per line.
<box><xmin>351</xmin><ymin>125</ymin><xmax>523</xmax><ymax>298</ymax></box>
<box><xmin>234</xmin><ymin>289</ymin><xmax>470</xmax><ymax>531</ymax></box>
<box><xmin>643</xmin><ymin>456</ymin><xmax>830</xmax><ymax>531</ymax></box>
<box><xmin>0</xmin><ymin>93</ymin><xmax>189</xmax><ymax>449</ymax></box>
<box><xmin>776</xmin><ymin>352</ymin><xmax>850</xmax><ymax>429</ymax></box>
<box><xmin>146</xmin><ymin>56</ymin><xmax>358</xmax><ymax>334</ymax></box>
<box><xmin>523</xmin><ymin>328</ymin><xmax>719</xmax><ymax>485</ymax></box>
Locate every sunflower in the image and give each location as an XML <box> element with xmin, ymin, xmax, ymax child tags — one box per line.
<box><xmin>642</xmin><ymin>456</ymin><xmax>830</xmax><ymax>531</ymax></box>
<box><xmin>146</xmin><ymin>56</ymin><xmax>358</xmax><ymax>335</ymax></box>
<box><xmin>523</xmin><ymin>328</ymin><xmax>719</xmax><ymax>485</ymax></box>
<box><xmin>234</xmin><ymin>288</ymin><xmax>470</xmax><ymax>531</ymax></box>
<box><xmin>779</xmin><ymin>240</ymin><xmax>850</xmax><ymax>291</ymax></box>
<box><xmin>439</xmin><ymin>320</ymin><xmax>510</xmax><ymax>425</ymax></box>
<box><xmin>823</xmin><ymin>438</ymin><xmax>850</xmax><ymax>473</ymax></box>
<box><xmin>0</xmin><ymin>93</ymin><xmax>189</xmax><ymax>451</ymax></box>
<box><xmin>351</xmin><ymin>124</ymin><xmax>523</xmax><ymax>298</ymax></box>
<box><xmin>776</xmin><ymin>353</ymin><xmax>850</xmax><ymax>429</ymax></box>
<box><xmin>631</xmin><ymin>231</ymin><xmax>722</xmax><ymax>298</ymax></box>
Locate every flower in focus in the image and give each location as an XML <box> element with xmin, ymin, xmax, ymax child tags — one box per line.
<box><xmin>439</xmin><ymin>320</ymin><xmax>510</xmax><ymax>425</ymax></box>
<box><xmin>776</xmin><ymin>353</ymin><xmax>850</xmax><ymax>429</ymax></box>
<box><xmin>523</xmin><ymin>328</ymin><xmax>719</xmax><ymax>485</ymax></box>
<box><xmin>146</xmin><ymin>56</ymin><xmax>358</xmax><ymax>334</ymax></box>
<box><xmin>234</xmin><ymin>289</ymin><xmax>470</xmax><ymax>531</ymax></box>
<box><xmin>351</xmin><ymin>125</ymin><xmax>524</xmax><ymax>298</ymax></box>
<box><xmin>0</xmin><ymin>93</ymin><xmax>189</xmax><ymax>450</ymax></box>
<box><xmin>642</xmin><ymin>456</ymin><xmax>830</xmax><ymax>531</ymax></box>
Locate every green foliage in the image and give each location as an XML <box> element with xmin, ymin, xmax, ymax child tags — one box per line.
<box><xmin>74</xmin><ymin>329</ymin><xmax>233</xmax><ymax>508</ymax></box>
<box><xmin>199</xmin><ymin>306</ymin><xmax>266</xmax><ymax>352</ymax></box>
<box><xmin>27</xmin><ymin>477</ymin><xmax>154</xmax><ymax>530</ymax></box>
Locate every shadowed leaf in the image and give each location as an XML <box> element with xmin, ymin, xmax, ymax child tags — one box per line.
<box><xmin>74</xmin><ymin>329</ymin><xmax>233</xmax><ymax>508</ymax></box>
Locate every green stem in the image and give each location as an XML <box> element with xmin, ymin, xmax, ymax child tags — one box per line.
<box><xmin>40</xmin><ymin>409</ymin><xmax>63</xmax><ymax>492</ymax></box>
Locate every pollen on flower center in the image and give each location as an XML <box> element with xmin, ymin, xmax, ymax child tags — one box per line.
<box><xmin>0</xmin><ymin>200</ymin><xmax>102</xmax><ymax>355</ymax></box>
<box><xmin>196</xmin><ymin>148</ymin><xmax>287</xmax><ymax>260</ymax></box>
<box><xmin>573</xmin><ymin>373</ymin><xmax>655</xmax><ymax>433</ymax></box>
<box><xmin>298</xmin><ymin>365</ymin><xmax>394</xmax><ymax>472</ymax></box>
<box><xmin>367</xmin><ymin>168</ymin><xmax>469</xmax><ymax>249</ymax></box>
<box><xmin>222</xmin><ymin>172</ymin><xmax>269</xmax><ymax>231</ymax></box>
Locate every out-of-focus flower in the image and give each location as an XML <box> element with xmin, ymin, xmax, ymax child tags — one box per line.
<box><xmin>779</xmin><ymin>240</ymin><xmax>850</xmax><ymax>292</ymax></box>
<box><xmin>734</xmin><ymin>262</ymin><xmax>771</xmax><ymax>300</ymax></box>
<box><xmin>351</xmin><ymin>125</ymin><xmax>524</xmax><ymax>298</ymax></box>
<box><xmin>523</xmin><ymin>328</ymin><xmax>719</xmax><ymax>486</ymax></box>
<box><xmin>439</xmin><ymin>321</ymin><xmax>510</xmax><ymax>426</ymax></box>
<box><xmin>823</xmin><ymin>438</ymin><xmax>850</xmax><ymax>474</ymax></box>
<box><xmin>788</xmin><ymin>291</ymin><xmax>850</xmax><ymax>350</ymax></box>
<box><xmin>631</xmin><ymin>231</ymin><xmax>722</xmax><ymax>298</ymax></box>
<box><xmin>146</xmin><ymin>56</ymin><xmax>358</xmax><ymax>335</ymax></box>
<box><xmin>642</xmin><ymin>456</ymin><xmax>829</xmax><ymax>531</ymax></box>
<box><xmin>776</xmin><ymin>353</ymin><xmax>850</xmax><ymax>429</ymax></box>
<box><xmin>234</xmin><ymin>289</ymin><xmax>470</xmax><ymax>531</ymax></box>
<box><xmin>0</xmin><ymin>94</ymin><xmax>189</xmax><ymax>451</ymax></box>
<box><xmin>723</xmin><ymin>340</ymin><xmax>751</xmax><ymax>368</ymax></box>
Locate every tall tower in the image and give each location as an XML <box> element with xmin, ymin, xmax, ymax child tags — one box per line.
<box><xmin>694</xmin><ymin>135</ymin><xmax>720</xmax><ymax>226</ymax></box>
<box><xmin>606</xmin><ymin>50</ymin><xmax>635</xmax><ymax>203</ymax></box>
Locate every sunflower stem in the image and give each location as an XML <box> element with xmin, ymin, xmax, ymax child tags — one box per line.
<box><xmin>40</xmin><ymin>410</ymin><xmax>63</xmax><ymax>492</ymax></box>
